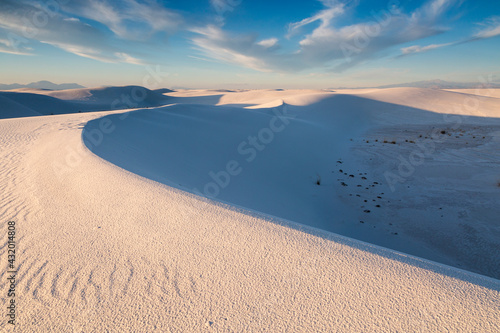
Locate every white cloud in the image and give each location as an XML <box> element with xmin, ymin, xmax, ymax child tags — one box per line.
<box><xmin>114</xmin><ymin>52</ymin><xmax>146</xmax><ymax>65</ymax></box>
<box><xmin>257</xmin><ymin>38</ymin><xmax>278</xmax><ymax>48</ymax></box>
<box><xmin>192</xmin><ymin>0</ymin><xmax>459</xmax><ymax>73</ymax></box>
<box><xmin>0</xmin><ymin>36</ymin><xmax>33</xmax><ymax>55</ymax></box>
<box><xmin>0</xmin><ymin>45</ymin><xmax>33</xmax><ymax>56</ymax></box>
<box><xmin>191</xmin><ymin>26</ymin><xmax>277</xmax><ymax>72</ymax></box>
<box><xmin>400</xmin><ymin>43</ymin><xmax>452</xmax><ymax>55</ymax></box>
<box><xmin>474</xmin><ymin>20</ymin><xmax>500</xmax><ymax>39</ymax></box>
<box><xmin>397</xmin><ymin>17</ymin><xmax>500</xmax><ymax>58</ymax></box>
<box><xmin>0</xmin><ymin>0</ymin><xmax>158</xmax><ymax>64</ymax></box>
<box><xmin>61</xmin><ymin>0</ymin><xmax>182</xmax><ymax>40</ymax></box>
<box><xmin>39</xmin><ymin>41</ymin><xmax>115</xmax><ymax>63</ymax></box>
<box><xmin>287</xmin><ymin>2</ymin><xmax>345</xmax><ymax>39</ymax></box>
<box><xmin>294</xmin><ymin>0</ymin><xmax>456</xmax><ymax>71</ymax></box>
<box><xmin>63</xmin><ymin>18</ymin><xmax>81</xmax><ymax>23</ymax></box>
<box><xmin>210</xmin><ymin>0</ymin><xmax>242</xmax><ymax>24</ymax></box>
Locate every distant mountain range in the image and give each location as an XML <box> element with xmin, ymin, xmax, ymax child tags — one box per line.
<box><xmin>0</xmin><ymin>80</ymin><xmax>85</xmax><ymax>90</ymax></box>
<box><xmin>376</xmin><ymin>79</ymin><xmax>500</xmax><ymax>89</ymax></box>
<box><xmin>3</xmin><ymin>79</ymin><xmax>499</xmax><ymax>92</ymax></box>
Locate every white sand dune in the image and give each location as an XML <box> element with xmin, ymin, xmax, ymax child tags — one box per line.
<box><xmin>85</xmin><ymin>88</ymin><xmax>500</xmax><ymax>278</ymax></box>
<box><xmin>445</xmin><ymin>88</ymin><xmax>500</xmax><ymax>99</ymax></box>
<box><xmin>0</xmin><ymin>89</ymin><xmax>499</xmax><ymax>331</ymax></box>
<box><xmin>0</xmin><ymin>86</ymin><xmax>169</xmax><ymax>119</ymax></box>
<box><xmin>353</xmin><ymin>87</ymin><xmax>500</xmax><ymax>118</ymax></box>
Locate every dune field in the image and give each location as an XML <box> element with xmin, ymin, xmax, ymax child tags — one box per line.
<box><xmin>0</xmin><ymin>87</ymin><xmax>499</xmax><ymax>331</ymax></box>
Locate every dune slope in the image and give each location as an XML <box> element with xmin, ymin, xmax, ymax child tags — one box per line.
<box><xmin>0</xmin><ymin>109</ymin><xmax>499</xmax><ymax>332</ymax></box>
<box><xmin>84</xmin><ymin>90</ymin><xmax>500</xmax><ymax>278</ymax></box>
<box><xmin>0</xmin><ymin>86</ymin><xmax>169</xmax><ymax>119</ymax></box>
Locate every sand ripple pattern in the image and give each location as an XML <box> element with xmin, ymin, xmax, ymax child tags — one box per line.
<box><xmin>0</xmin><ymin>111</ymin><xmax>499</xmax><ymax>332</ymax></box>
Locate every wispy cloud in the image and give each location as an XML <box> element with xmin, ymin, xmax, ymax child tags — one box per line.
<box><xmin>210</xmin><ymin>0</ymin><xmax>242</xmax><ymax>25</ymax></box>
<box><xmin>1</xmin><ymin>0</ymin><xmax>498</xmax><ymax>75</ymax></box>
<box><xmin>190</xmin><ymin>25</ymin><xmax>284</xmax><ymax>72</ymax></box>
<box><xmin>60</xmin><ymin>0</ymin><xmax>182</xmax><ymax>40</ymax></box>
<box><xmin>0</xmin><ymin>0</ymin><xmax>177</xmax><ymax>64</ymax></box>
<box><xmin>399</xmin><ymin>43</ymin><xmax>452</xmax><ymax>56</ymax></box>
<box><xmin>0</xmin><ymin>45</ymin><xmax>33</xmax><ymax>56</ymax></box>
<box><xmin>286</xmin><ymin>1</ymin><xmax>346</xmax><ymax>39</ymax></box>
<box><xmin>473</xmin><ymin>18</ymin><xmax>500</xmax><ymax>39</ymax></box>
<box><xmin>397</xmin><ymin>17</ymin><xmax>500</xmax><ymax>58</ymax></box>
<box><xmin>191</xmin><ymin>0</ymin><xmax>459</xmax><ymax>73</ymax></box>
<box><xmin>257</xmin><ymin>38</ymin><xmax>279</xmax><ymax>49</ymax></box>
<box><xmin>292</xmin><ymin>0</ymin><xmax>456</xmax><ymax>71</ymax></box>
<box><xmin>0</xmin><ymin>34</ymin><xmax>33</xmax><ymax>56</ymax></box>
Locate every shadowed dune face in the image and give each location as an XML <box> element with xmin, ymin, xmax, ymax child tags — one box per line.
<box><xmin>83</xmin><ymin>91</ymin><xmax>500</xmax><ymax>279</ymax></box>
<box><xmin>0</xmin><ymin>86</ymin><xmax>170</xmax><ymax>119</ymax></box>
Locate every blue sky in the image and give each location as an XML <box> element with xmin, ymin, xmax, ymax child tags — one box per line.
<box><xmin>0</xmin><ymin>0</ymin><xmax>499</xmax><ymax>88</ymax></box>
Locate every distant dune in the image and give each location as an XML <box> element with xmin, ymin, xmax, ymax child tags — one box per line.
<box><xmin>376</xmin><ymin>79</ymin><xmax>500</xmax><ymax>89</ymax></box>
<box><xmin>0</xmin><ymin>85</ymin><xmax>170</xmax><ymax>119</ymax></box>
<box><xmin>154</xmin><ymin>88</ymin><xmax>176</xmax><ymax>94</ymax></box>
